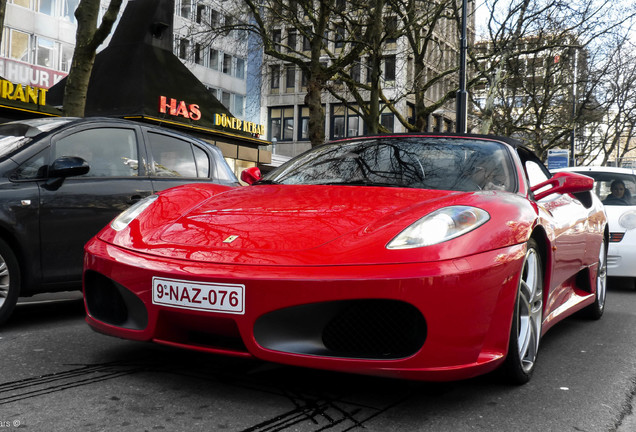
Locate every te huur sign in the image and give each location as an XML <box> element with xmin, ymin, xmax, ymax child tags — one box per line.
<box><xmin>0</xmin><ymin>79</ymin><xmax>47</xmax><ymax>106</ymax></box>
<box><xmin>159</xmin><ymin>95</ymin><xmax>265</xmax><ymax>136</ymax></box>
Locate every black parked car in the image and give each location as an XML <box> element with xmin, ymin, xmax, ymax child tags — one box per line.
<box><xmin>0</xmin><ymin>117</ymin><xmax>239</xmax><ymax>324</ymax></box>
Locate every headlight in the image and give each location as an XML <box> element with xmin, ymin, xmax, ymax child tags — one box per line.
<box><xmin>111</xmin><ymin>194</ymin><xmax>159</xmax><ymax>231</ymax></box>
<box><xmin>387</xmin><ymin>206</ymin><xmax>490</xmax><ymax>249</ymax></box>
<box><xmin>619</xmin><ymin>210</ymin><xmax>636</xmax><ymax>230</ymax></box>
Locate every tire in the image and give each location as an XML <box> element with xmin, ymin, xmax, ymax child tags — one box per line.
<box><xmin>501</xmin><ymin>238</ymin><xmax>543</xmax><ymax>385</ymax></box>
<box><xmin>0</xmin><ymin>238</ymin><xmax>20</xmax><ymax>326</ymax></box>
<box><xmin>580</xmin><ymin>239</ymin><xmax>607</xmax><ymax>320</ymax></box>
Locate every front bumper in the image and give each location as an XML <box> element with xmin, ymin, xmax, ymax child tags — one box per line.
<box><xmin>83</xmin><ymin>238</ymin><xmax>525</xmax><ymax>381</ymax></box>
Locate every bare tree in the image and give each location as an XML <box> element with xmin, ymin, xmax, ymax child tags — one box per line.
<box><xmin>471</xmin><ymin>0</ymin><xmax>636</xmax><ymax>159</ymax></box>
<box><xmin>63</xmin><ymin>0</ymin><xmax>123</xmax><ymax>117</ymax></box>
<box><xmin>0</xmin><ymin>0</ymin><xmax>6</xmax><ymax>50</ymax></box>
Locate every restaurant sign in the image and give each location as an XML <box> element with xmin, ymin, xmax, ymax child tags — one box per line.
<box><xmin>159</xmin><ymin>96</ymin><xmax>265</xmax><ymax>136</ymax></box>
<box><xmin>0</xmin><ymin>79</ymin><xmax>48</xmax><ymax>106</ymax></box>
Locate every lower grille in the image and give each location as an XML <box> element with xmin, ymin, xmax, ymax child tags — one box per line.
<box><xmin>254</xmin><ymin>299</ymin><xmax>426</xmax><ymax>360</ymax></box>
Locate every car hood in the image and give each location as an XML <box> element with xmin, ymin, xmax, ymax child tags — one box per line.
<box><xmin>159</xmin><ymin>185</ymin><xmax>451</xmax><ymax>251</ymax></box>
<box><xmin>107</xmin><ymin>184</ymin><xmax>531</xmax><ymax>266</ymax></box>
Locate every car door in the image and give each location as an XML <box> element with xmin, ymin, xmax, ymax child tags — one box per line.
<box><xmin>144</xmin><ymin>129</ymin><xmax>238</xmax><ymax>192</ymax></box>
<box><xmin>38</xmin><ymin>123</ymin><xmax>153</xmax><ymax>285</ymax></box>
<box><xmin>522</xmin><ymin>152</ymin><xmax>591</xmax><ymax>303</ymax></box>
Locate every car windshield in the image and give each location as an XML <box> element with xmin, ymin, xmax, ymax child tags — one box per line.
<box><xmin>576</xmin><ymin>171</ymin><xmax>636</xmax><ymax>206</ymax></box>
<box><xmin>0</xmin><ymin>118</ymin><xmax>74</xmax><ymax>159</ymax></box>
<box><xmin>264</xmin><ymin>137</ymin><xmax>515</xmax><ymax>192</ymax></box>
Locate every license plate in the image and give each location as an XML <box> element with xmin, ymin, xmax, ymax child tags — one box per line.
<box><xmin>152</xmin><ymin>277</ymin><xmax>244</xmax><ymax>314</ymax></box>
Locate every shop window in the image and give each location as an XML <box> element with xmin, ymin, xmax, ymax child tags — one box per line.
<box><xmin>147</xmin><ymin>133</ymin><xmax>200</xmax><ymax>178</ymax></box>
<box><xmin>54</xmin><ymin>128</ymin><xmax>139</xmax><ymax>178</ymax></box>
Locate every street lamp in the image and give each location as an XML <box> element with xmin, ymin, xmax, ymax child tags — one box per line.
<box><xmin>456</xmin><ymin>0</ymin><xmax>468</xmax><ymax>133</ymax></box>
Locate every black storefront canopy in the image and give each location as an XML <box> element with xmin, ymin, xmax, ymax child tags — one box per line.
<box><xmin>48</xmin><ymin>0</ymin><xmax>261</xmax><ymax>143</ymax></box>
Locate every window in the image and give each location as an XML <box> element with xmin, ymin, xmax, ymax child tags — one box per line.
<box><xmin>235</xmin><ymin>58</ymin><xmax>245</xmax><ymax>79</ymax></box>
<box><xmin>385</xmin><ymin>16</ymin><xmax>398</xmax><ymax>45</ymax></box>
<box><xmin>180</xmin><ymin>0</ymin><xmax>192</xmax><ymax>19</ymax></box>
<box><xmin>351</xmin><ymin>63</ymin><xmax>361</xmax><ymax>83</ymax></box>
<box><xmin>331</xmin><ymin>105</ymin><xmax>345</xmax><ymax>138</ymax></box>
<box><xmin>223</xmin><ymin>53</ymin><xmax>232</xmax><ymax>74</ymax></box>
<box><xmin>196</xmin><ymin>4</ymin><xmax>208</xmax><ymax>24</ymax></box>
<box><xmin>209</xmin><ymin>49</ymin><xmax>219</xmax><ymax>70</ymax></box>
<box><xmin>301</xmin><ymin>69</ymin><xmax>308</xmax><ymax>90</ymax></box>
<box><xmin>60</xmin><ymin>43</ymin><xmax>73</xmax><ymax>72</ymax></box>
<box><xmin>270</xmin><ymin>65</ymin><xmax>280</xmax><ymax>92</ymax></box>
<box><xmin>37</xmin><ymin>0</ymin><xmax>55</xmax><ymax>15</ymax></box>
<box><xmin>299</xmin><ymin>106</ymin><xmax>310</xmax><ymax>140</ymax></box>
<box><xmin>7</xmin><ymin>29</ymin><xmax>30</xmax><ymax>62</ymax></box>
<box><xmin>273</xmin><ymin>29</ymin><xmax>282</xmax><ymax>52</ymax></box>
<box><xmin>302</xmin><ymin>31</ymin><xmax>311</xmax><ymax>51</ymax></box>
<box><xmin>287</xmin><ymin>30</ymin><xmax>297</xmax><ymax>53</ymax></box>
<box><xmin>347</xmin><ymin>114</ymin><xmax>360</xmax><ymax>137</ymax></box>
<box><xmin>335</xmin><ymin>25</ymin><xmax>345</xmax><ymax>49</ymax></box>
<box><xmin>178</xmin><ymin>38</ymin><xmax>189</xmax><ymax>60</ymax></box>
<box><xmin>269</xmin><ymin>107</ymin><xmax>294</xmax><ymax>141</ymax></box>
<box><xmin>62</xmin><ymin>0</ymin><xmax>79</xmax><ymax>23</ymax></box>
<box><xmin>35</xmin><ymin>37</ymin><xmax>55</xmax><ymax>68</ymax></box>
<box><xmin>234</xmin><ymin>94</ymin><xmax>244</xmax><ymax>117</ymax></box>
<box><xmin>148</xmin><ymin>133</ymin><xmax>202</xmax><ymax>178</ymax></box>
<box><xmin>210</xmin><ymin>9</ymin><xmax>220</xmax><ymax>27</ymax></box>
<box><xmin>194</xmin><ymin>44</ymin><xmax>205</xmax><ymax>65</ymax></box>
<box><xmin>54</xmin><ymin>128</ymin><xmax>139</xmax><ymax>177</ymax></box>
<box><xmin>285</xmin><ymin>65</ymin><xmax>295</xmax><ymax>92</ymax></box>
<box><xmin>384</xmin><ymin>55</ymin><xmax>396</xmax><ymax>82</ymax></box>
<box><xmin>12</xmin><ymin>0</ymin><xmax>31</xmax><ymax>8</ymax></box>
<box><xmin>381</xmin><ymin>113</ymin><xmax>394</xmax><ymax>132</ymax></box>
<box><xmin>221</xmin><ymin>91</ymin><xmax>231</xmax><ymax>109</ymax></box>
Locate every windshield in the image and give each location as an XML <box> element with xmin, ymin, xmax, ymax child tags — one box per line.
<box><xmin>575</xmin><ymin>171</ymin><xmax>636</xmax><ymax>206</ymax></box>
<box><xmin>264</xmin><ymin>137</ymin><xmax>515</xmax><ymax>192</ymax></box>
<box><xmin>0</xmin><ymin>118</ymin><xmax>74</xmax><ymax>159</ymax></box>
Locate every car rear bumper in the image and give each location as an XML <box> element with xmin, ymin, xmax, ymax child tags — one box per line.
<box><xmin>83</xmin><ymin>237</ymin><xmax>526</xmax><ymax>381</ymax></box>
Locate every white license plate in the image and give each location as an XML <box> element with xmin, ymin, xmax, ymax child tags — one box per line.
<box><xmin>152</xmin><ymin>277</ymin><xmax>244</xmax><ymax>314</ymax></box>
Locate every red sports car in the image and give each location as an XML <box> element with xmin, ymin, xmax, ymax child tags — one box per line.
<box><xmin>83</xmin><ymin>134</ymin><xmax>608</xmax><ymax>384</ymax></box>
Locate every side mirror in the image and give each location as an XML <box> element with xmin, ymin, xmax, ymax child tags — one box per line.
<box><xmin>49</xmin><ymin>156</ymin><xmax>90</xmax><ymax>178</ymax></box>
<box><xmin>240</xmin><ymin>166</ymin><xmax>262</xmax><ymax>185</ymax></box>
<box><xmin>531</xmin><ymin>172</ymin><xmax>594</xmax><ymax>201</ymax></box>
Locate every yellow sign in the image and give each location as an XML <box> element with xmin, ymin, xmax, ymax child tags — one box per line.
<box><xmin>215</xmin><ymin>113</ymin><xmax>265</xmax><ymax>135</ymax></box>
<box><xmin>0</xmin><ymin>80</ymin><xmax>47</xmax><ymax>105</ymax></box>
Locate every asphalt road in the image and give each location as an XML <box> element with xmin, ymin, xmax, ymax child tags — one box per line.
<box><xmin>2</xmin><ymin>279</ymin><xmax>636</xmax><ymax>432</ymax></box>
